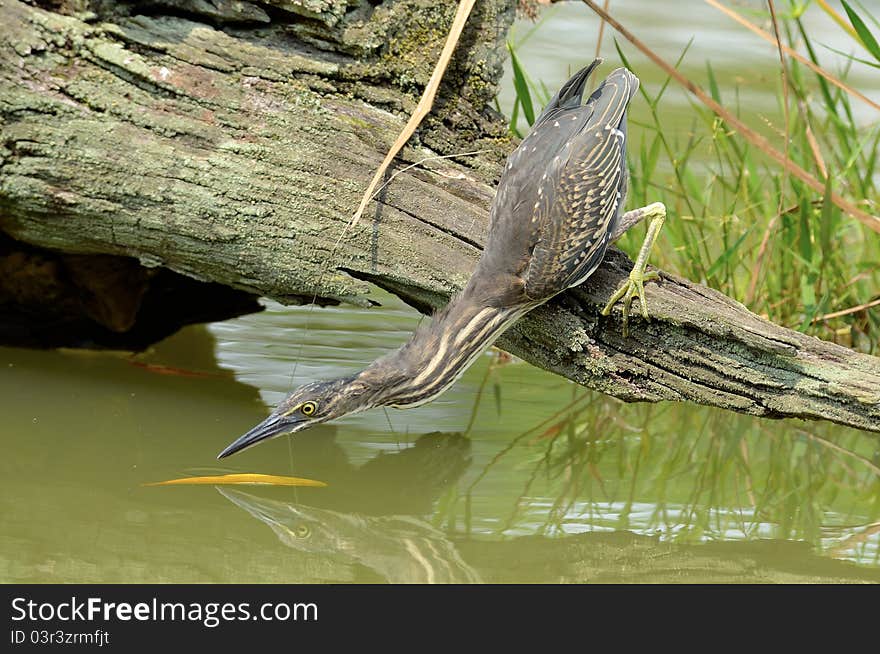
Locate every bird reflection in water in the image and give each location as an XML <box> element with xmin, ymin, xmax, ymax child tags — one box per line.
<box><xmin>220</xmin><ymin>488</ymin><xmax>480</xmax><ymax>583</ymax></box>
<box><xmin>219</xmin><ymin>432</ymin><xmax>481</xmax><ymax>583</ymax></box>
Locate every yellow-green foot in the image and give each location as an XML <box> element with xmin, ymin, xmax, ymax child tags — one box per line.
<box><xmin>601</xmin><ymin>268</ymin><xmax>660</xmax><ymax>336</ymax></box>
<box><xmin>601</xmin><ymin>203</ymin><xmax>666</xmax><ymax>337</ymax></box>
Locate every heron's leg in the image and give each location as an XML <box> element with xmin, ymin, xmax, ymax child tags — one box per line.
<box><xmin>601</xmin><ymin>202</ymin><xmax>666</xmax><ymax>336</ymax></box>
<box><xmin>610</xmin><ymin>201</ymin><xmax>666</xmax><ymax>244</ymax></box>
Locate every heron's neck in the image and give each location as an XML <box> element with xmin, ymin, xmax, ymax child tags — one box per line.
<box><xmin>357</xmin><ymin>287</ymin><xmax>535</xmax><ymax>409</ymax></box>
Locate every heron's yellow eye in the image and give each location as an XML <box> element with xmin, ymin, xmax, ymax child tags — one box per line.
<box><xmin>300</xmin><ymin>401</ymin><xmax>317</xmax><ymax>416</ymax></box>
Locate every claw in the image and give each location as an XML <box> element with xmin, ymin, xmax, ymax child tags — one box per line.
<box><xmin>601</xmin><ymin>267</ymin><xmax>659</xmax><ymax>336</ymax></box>
<box><xmin>600</xmin><ymin>205</ymin><xmax>666</xmax><ymax>337</ymax></box>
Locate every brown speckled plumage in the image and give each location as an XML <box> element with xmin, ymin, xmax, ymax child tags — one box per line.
<box><xmin>477</xmin><ymin>60</ymin><xmax>638</xmax><ymax>304</ymax></box>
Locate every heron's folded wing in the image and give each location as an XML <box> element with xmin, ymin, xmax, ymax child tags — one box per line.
<box><xmin>523</xmin><ymin>123</ymin><xmax>625</xmax><ymax>300</ymax></box>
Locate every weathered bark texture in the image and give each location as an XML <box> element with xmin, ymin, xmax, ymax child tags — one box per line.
<box><xmin>1</xmin><ymin>1</ymin><xmax>878</xmax><ymax>433</ymax></box>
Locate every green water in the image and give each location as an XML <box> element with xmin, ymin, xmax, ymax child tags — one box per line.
<box><xmin>2</xmin><ymin>3</ymin><xmax>880</xmax><ymax>583</ymax></box>
<box><xmin>3</xmin><ymin>289</ymin><xmax>878</xmax><ymax>583</ymax></box>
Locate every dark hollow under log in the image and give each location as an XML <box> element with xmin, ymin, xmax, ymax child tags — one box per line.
<box><xmin>0</xmin><ymin>232</ymin><xmax>262</xmax><ymax>348</ymax></box>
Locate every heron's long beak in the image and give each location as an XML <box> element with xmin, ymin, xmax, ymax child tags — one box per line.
<box><xmin>217</xmin><ymin>413</ymin><xmax>300</xmax><ymax>459</ymax></box>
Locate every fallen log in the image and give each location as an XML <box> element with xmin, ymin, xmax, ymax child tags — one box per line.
<box><xmin>1</xmin><ymin>0</ymin><xmax>877</xmax><ymax>433</ymax></box>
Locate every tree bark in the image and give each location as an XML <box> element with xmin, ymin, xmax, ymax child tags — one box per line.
<box><xmin>1</xmin><ymin>0</ymin><xmax>878</xmax><ymax>434</ymax></box>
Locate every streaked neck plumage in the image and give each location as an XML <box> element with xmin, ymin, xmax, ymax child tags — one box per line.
<box><xmin>355</xmin><ymin>276</ymin><xmax>536</xmax><ymax>410</ymax></box>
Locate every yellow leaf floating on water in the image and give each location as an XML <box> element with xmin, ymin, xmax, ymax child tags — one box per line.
<box><xmin>144</xmin><ymin>473</ymin><xmax>327</xmax><ymax>488</ymax></box>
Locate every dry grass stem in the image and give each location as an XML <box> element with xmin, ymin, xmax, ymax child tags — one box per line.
<box><xmin>580</xmin><ymin>0</ymin><xmax>880</xmax><ymax>233</ymax></box>
<box><xmin>349</xmin><ymin>0</ymin><xmax>478</xmax><ymax>229</ymax></box>
<box><xmin>705</xmin><ymin>0</ymin><xmax>880</xmax><ymax>113</ymax></box>
<box><xmin>812</xmin><ymin>296</ymin><xmax>880</xmax><ymax>322</ymax></box>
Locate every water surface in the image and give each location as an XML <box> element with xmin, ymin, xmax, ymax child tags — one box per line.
<box><xmin>2</xmin><ymin>288</ymin><xmax>878</xmax><ymax>583</ymax></box>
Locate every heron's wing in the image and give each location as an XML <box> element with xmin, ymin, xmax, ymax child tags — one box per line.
<box><xmin>479</xmin><ymin>62</ymin><xmax>604</xmax><ymax>292</ymax></box>
<box><xmin>522</xmin><ymin>125</ymin><xmax>624</xmax><ymax>298</ymax></box>
<box><xmin>523</xmin><ymin>68</ymin><xmax>637</xmax><ymax>300</ymax></box>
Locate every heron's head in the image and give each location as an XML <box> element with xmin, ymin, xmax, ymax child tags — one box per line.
<box><xmin>217</xmin><ymin>376</ymin><xmax>373</xmax><ymax>458</ymax></box>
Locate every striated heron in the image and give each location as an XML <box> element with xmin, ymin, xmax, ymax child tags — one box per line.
<box><xmin>218</xmin><ymin>59</ymin><xmax>666</xmax><ymax>459</ymax></box>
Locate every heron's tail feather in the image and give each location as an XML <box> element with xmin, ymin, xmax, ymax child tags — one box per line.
<box><xmin>537</xmin><ymin>58</ymin><xmax>603</xmax><ymax>121</ymax></box>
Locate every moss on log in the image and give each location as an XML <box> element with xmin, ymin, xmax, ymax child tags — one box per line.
<box><xmin>1</xmin><ymin>0</ymin><xmax>878</xmax><ymax>433</ymax></box>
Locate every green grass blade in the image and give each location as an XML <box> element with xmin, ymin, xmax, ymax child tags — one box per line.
<box><xmin>509</xmin><ymin>95</ymin><xmax>522</xmax><ymax>138</ymax></box>
<box><xmin>798</xmin><ymin>190</ymin><xmax>814</xmax><ymax>267</ymax></box>
<box><xmin>841</xmin><ymin>0</ymin><xmax>880</xmax><ymax>63</ymax></box>
<box><xmin>706</xmin><ymin>225</ymin><xmax>752</xmax><ymax>280</ymax></box>
<box><xmin>707</xmin><ymin>61</ymin><xmax>721</xmax><ymax>104</ymax></box>
<box><xmin>819</xmin><ymin>41</ymin><xmax>880</xmax><ymax>69</ymax></box>
<box><xmin>507</xmin><ymin>41</ymin><xmax>535</xmax><ymax>126</ymax></box>
<box><xmin>819</xmin><ymin>175</ymin><xmax>835</xmax><ymax>261</ymax></box>
<box><xmin>854</xmin><ymin>0</ymin><xmax>880</xmax><ymax>30</ymax></box>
